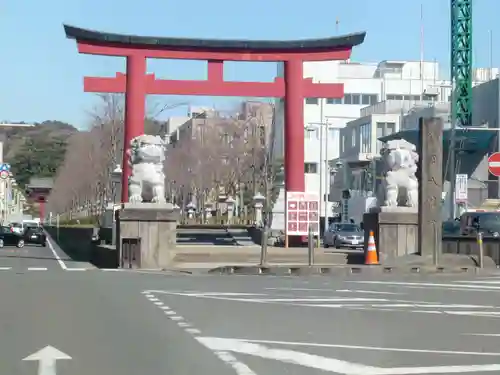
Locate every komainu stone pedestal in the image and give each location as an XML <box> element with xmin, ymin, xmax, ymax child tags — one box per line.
<box><xmin>116</xmin><ymin>203</ymin><xmax>180</xmax><ymax>269</ymax></box>
<box><xmin>363</xmin><ymin>207</ymin><xmax>418</xmax><ymax>262</ymax></box>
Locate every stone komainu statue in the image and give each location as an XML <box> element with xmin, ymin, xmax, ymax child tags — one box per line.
<box><xmin>127</xmin><ymin>134</ymin><xmax>167</xmax><ymax>203</ymax></box>
<box><xmin>380</xmin><ymin>139</ymin><xmax>419</xmax><ymax>207</ymax></box>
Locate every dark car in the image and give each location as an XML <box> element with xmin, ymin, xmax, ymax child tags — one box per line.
<box><xmin>24</xmin><ymin>227</ymin><xmax>47</xmax><ymax>246</ymax></box>
<box><xmin>0</xmin><ymin>226</ymin><xmax>26</xmax><ymax>248</ymax></box>
<box><xmin>460</xmin><ymin>212</ymin><xmax>500</xmax><ymax>237</ymax></box>
<box><xmin>443</xmin><ymin>220</ymin><xmax>461</xmax><ymax>235</ymax></box>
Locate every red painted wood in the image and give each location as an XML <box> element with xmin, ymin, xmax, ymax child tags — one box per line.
<box><xmin>76</xmin><ymin>41</ymin><xmax>353</xmax><ymax>62</ymax></box>
<box><xmin>83</xmin><ymin>74</ymin><xmax>344</xmax><ymax>98</ymax></box>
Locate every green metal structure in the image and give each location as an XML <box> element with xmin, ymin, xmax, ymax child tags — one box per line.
<box><xmin>450</xmin><ymin>0</ymin><xmax>473</xmax><ymax>127</ymax></box>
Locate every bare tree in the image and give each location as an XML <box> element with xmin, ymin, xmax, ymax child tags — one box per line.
<box><xmin>47</xmin><ymin>99</ymin><xmax>274</xmax><ymax>221</ymax></box>
<box><xmin>47</xmin><ymin>94</ymin><xmax>124</xmax><ymax>219</ymax></box>
<box><xmin>163</xmin><ymin>103</ymin><xmax>273</xmax><ymax>216</ymax></box>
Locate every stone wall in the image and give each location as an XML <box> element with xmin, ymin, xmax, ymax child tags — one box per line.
<box><xmin>44</xmin><ymin>226</ymin><xmax>118</xmax><ymax>268</ymax></box>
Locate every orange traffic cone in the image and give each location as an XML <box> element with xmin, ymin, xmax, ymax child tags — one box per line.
<box><xmin>365</xmin><ymin>231</ymin><xmax>379</xmax><ymax>265</ymax></box>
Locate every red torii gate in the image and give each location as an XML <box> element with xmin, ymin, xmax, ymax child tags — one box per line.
<box><xmin>64</xmin><ymin>25</ymin><xmax>365</xmax><ymax>206</ymax></box>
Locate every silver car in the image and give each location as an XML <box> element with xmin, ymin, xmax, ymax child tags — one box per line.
<box><xmin>323</xmin><ymin>223</ymin><xmax>364</xmax><ymax>249</ymax></box>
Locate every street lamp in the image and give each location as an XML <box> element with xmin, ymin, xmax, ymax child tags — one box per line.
<box><xmin>308</xmin><ymin>121</ymin><xmax>340</xmax><ymax>233</ymax></box>
<box><xmin>253</xmin><ymin>192</ymin><xmax>265</xmax><ymax>227</ymax></box>
<box><xmin>111</xmin><ymin>164</ymin><xmax>122</xmax><ymax>204</ymax></box>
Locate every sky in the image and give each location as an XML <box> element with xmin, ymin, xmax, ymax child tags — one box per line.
<box><xmin>0</xmin><ymin>0</ymin><xmax>498</xmax><ymax>128</ymax></box>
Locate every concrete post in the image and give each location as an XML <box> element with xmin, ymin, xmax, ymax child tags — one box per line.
<box><xmin>417</xmin><ymin>117</ymin><xmax>443</xmax><ymax>261</ymax></box>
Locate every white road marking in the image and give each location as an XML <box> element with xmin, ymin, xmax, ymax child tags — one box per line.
<box><xmin>350</xmin><ymin>280</ymin><xmax>500</xmax><ymax>291</ymax></box>
<box><xmin>197</xmin><ymin>337</ymin><xmax>500</xmax><ymax>374</ymax></box>
<box><xmin>213</xmin><ymin>351</ymin><xmax>258</xmax><ymax>375</ymax></box>
<box><xmin>186</xmin><ymin>292</ymin><xmax>265</xmax><ymax>297</ymax></box>
<box><xmin>23</xmin><ymin>345</ymin><xmax>72</xmax><ymax>375</ymax></box>
<box><xmin>46</xmin><ymin>238</ymin><xmax>68</xmax><ymax>270</ymax></box>
<box><xmin>457</xmin><ymin>280</ymin><xmax>500</xmax><ymax>284</ymax></box>
<box><xmin>448</xmin><ymin>311</ymin><xmax>500</xmax><ymax>317</ymax></box>
<box><xmin>142</xmin><ymin>291</ymin><xmax>257</xmax><ymax>375</ymax></box>
<box><xmin>27</xmin><ymin>267</ymin><xmax>48</xmax><ymax>271</ymax></box>
<box><xmin>335</xmin><ymin>289</ymin><xmax>403</xmax><ymax>295</ymax></box>
<box><xmin>226</xmin><ymin>337</ymin><xmax>500</xmax><ymax>356</ymax></box>
<box><xmin>65</xmin><ymin>268</ymin><xmax>87</xmax><ymax>271</ymax></box>
<box><xmin>246</xmin><ymin>297</ymin><xmax>389</xmax><ymax>303</ymax></box>
<box><xmin>265</xmin><ymin>287</ymin><xmax>402</xmax><ymax>295</ymax></box>
<box><xmin>144</xmin><ymin>290</ymin><xmax>389</xmax><ymax>305</ymax></box>
<box><xmin>463</xmin><ymin>333</ymin><xmax>500</xmax><ymax>337</ymax></box>
<box><xmin>0</xmin><ymin>267</ymin><xmax>11</xmax><ymax>270</ymax></box>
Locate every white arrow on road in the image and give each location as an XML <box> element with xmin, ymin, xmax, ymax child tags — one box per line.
<box><xmin>23</xmin><ymin>345</ymin><xmax>72</xmax><ymax>375</ymax></box>
<box><xmin>197</xmin><ymin>336</ymin><xmax>500</xmax><ymax>374</ymax></box>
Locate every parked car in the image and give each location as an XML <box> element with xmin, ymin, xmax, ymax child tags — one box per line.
<box><xmin>9</xmin><ymin>222</ymin><xmax>24</xmax><ymax>235</ymax></box>
<box><xmin>24</xmin><ymin>227</ymin><xmax>47</xmax><ymax>246</ymax></box>
<box><xmin>443</xmin><ymin>220</ymin><xmax>461</xmax><ymax>235</ymax></box>
<box><xmin>460</xmin><ymin>212</ymin><xmax>500</xmax><ymax>237</ymax></box>
<box><xmin>0</xmin><ymin>226</ymin><xmax>25</xmax><ymax>248</ymax></box>
<box><xmin>323</xmin><ymin>223</ymin><xmax>363</xmax><ymax>249</ymax></box>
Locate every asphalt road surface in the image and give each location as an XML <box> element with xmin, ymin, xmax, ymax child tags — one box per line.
<box><xmin>3</xmin><ymin>239</ymin><xmax>500</xmax><ymax>374</ymax></box>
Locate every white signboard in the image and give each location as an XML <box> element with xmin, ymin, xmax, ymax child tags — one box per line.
<box><xmin>285</xmin><ymin>191</ymin><xmax>319</xmax><ymax>236</ymax></box>
<box><xmin>455</xmin><ymin>174</ymin><xmax>468</xmax><ymax>203</ymax></box>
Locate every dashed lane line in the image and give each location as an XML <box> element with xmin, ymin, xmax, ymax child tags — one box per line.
<box><xmin>141</xmin><ymin>291</ymin><xmax>257</xmax><ymax>375</ymax></box>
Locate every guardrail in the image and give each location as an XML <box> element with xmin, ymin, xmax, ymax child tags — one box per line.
<box><xmin>443</xmin><ymin>235</ymin><xmax>500</xmax><ymax>266</ymax></box>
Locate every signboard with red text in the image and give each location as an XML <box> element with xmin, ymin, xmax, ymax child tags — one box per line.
<box><xmin>286</xmin><ymin>191</ymin><xmax>320</xmax><ymax>236</ymax></box>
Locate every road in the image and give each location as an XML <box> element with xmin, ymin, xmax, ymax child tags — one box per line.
<box><xmin>2</xmin><ymin>239</ymin><xmax>500</xmax><ymax>374</ymax></box>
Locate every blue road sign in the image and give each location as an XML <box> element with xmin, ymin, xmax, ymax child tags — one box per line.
<box><xmin>0</xmin><ymin>164</ymin><xmax>10</xmax><ymax>172</ymax></box>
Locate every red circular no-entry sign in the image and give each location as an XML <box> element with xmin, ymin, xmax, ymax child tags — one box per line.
<box><xmin>488</xmin><ymin>152</ymin><xmax>500</xmax><ymax>177</ymax></box>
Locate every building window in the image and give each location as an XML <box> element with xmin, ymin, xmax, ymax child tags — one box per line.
<box><xmin>304</xmin><ymin>162</ymin><xmax>318</xmax><ymax>174</ymax></box>
<box><xmin>341</xmin><ymin>93</ymin><xmax>377</xmax><ymax>105</ymax></box>
<box><xmin>304</xmin><ymin>127</ymin><xmax>318</xmax><ymax>140</ymax></box>
<box><xmin>386</xmin><ymin>94</ymin><xmax>404</xmax><ymax>100</ymax></box>
<box><xmin>351</xmin><ymin>128</ymin><xmax>357</xmax><ymax>147</ymax></box>
<box><xmin>386</xmin><ymin>122</ymin><xmax>396</xmax><ymax>135</ymax></box>
<box><xmin>328</xmin><ymin>127</ymin><xmax>337</xmax><ymax>139</ymax></box>
<box><xmin>422</xmin><ymin>94</ymin><xmax>436</xmax><ymax>101</ymax></box>
<box><xmin>326</xmin><ymin>98</ymin><xmax>342</xmax><ymax>104</ymax></box>
<box><xmin>305</xmin><ymin>98</ymin><xmax>319</xmax><ymax>105</ymax></box>
<box><xmin>361</xmin><ymin>94</ymin><xmax>378</xmax><ymax>105</ymax></box>
<box><xmin>359</xmin><ymin>124</ymin><xmax>372</xmax><ymax>153</ymax></box>
<box><xmin>375</xmin><ymin>122</ymin><xmax>397</xmax><ymax>152</ymax></box>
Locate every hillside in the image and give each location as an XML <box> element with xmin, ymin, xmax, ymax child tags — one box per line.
<box><xmin>2</xmin><ymin>121</ymin><xmax>78</xmax><ymax>188</ymax></box>
<box><xmin>2</xmin><ymin>118</ymin><xmax>165</xmax><ymax>190</ymax></box>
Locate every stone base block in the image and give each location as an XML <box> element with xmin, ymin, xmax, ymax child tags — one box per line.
<box><xmin>116</xmin><ymin>203</ymin><xmax>180</xmax><ymax>269</ymax></box>
<box><xmin>363</xmin><ymin>211</ymin><xmax>418</xmax><ymax>262</ymax></box>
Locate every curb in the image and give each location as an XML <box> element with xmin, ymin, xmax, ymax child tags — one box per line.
<box><xmin>207</xmin><ymin>265</ymin><xmax>499</xmax><ymax>276</ymax></box>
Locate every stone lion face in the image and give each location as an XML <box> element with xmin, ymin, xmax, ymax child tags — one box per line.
<box><xmin>131</xmin><ymin>134</ymin><xmax>165</xmax><ymax>162</ymax></box>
